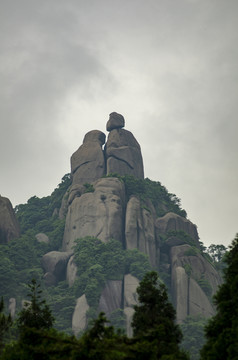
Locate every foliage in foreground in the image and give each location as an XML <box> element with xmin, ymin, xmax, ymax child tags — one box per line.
<box><xmin>1</xmin><ymin>273</ymin><xmax>189</xmax><ymax>359</ymax></box>
<box><xmin>200</xmin><ymin>234</ymin><xmax>238</xmax><ymax>360</ymax></box>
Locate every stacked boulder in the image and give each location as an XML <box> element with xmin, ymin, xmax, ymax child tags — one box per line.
<box><xmin>40</xmin><ymin>112</ymin><xmax>222</xmax><ymax>335</ymax></box>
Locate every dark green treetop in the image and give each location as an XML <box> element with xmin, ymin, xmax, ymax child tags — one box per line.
<box><xmin>200</xmin><ymin>233</ymin><xmax>238</xmax><ymax>360</ymax></box>
<box><xmin>132</xmin><ymin>271</ymin><xmax>189</xmax><ymax>359</ymax></box>
<box><xmin>17</xmin><ymin>279</ymin><xmax>54</xmax><ymax>331</ymax></box>
<box><xmin>0</xmin><ymin>298</ymin><xmax>12</xmax><ymax>353</ymax></box>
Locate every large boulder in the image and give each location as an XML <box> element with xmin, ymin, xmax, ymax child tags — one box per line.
<box><xmin>170</xmin><ymin>244</ymin><xmax>221</xmax><ymax>322</ymax></box>
<box><xmin>106</xmin><ymin>112</ymin><xmax>125</xmax><ymax>131</ymax></box>
<box><xmin>72</xmin><ymin>294</ymin><xmax>89</xmax><ymax>336</ymax></box>
<box><xmin>63</xmin><ymin>177</ymin><xmax>125</xmax><ymax>251</ymax></box>
<box><xmin>125</xmin><ymin>196</ymin><xmax>157</xmax><ymax>268</ymax></box>
<box><xmin>41</xmin><ymin>251</ymin><xmax>72</xmax><ymax>283</ymax></box>
<box><xmin>98</xmin><ymin>280</ymin><xmax>122</xmax><ymax>317</ymax></box>
<box><xmin>105</xmin><ymin>127</ymin><xmax>144</xmax><ymax>179</ymax></box>
<box><xmin>155</xmin><ymin>212</ymin><xmax>200</xmax><ymax>247</ymax></box>
<box><xmin>71</xmin><ymin>130</ymin><xmax>106</xmax><ymax>185</ymax></box>
<box><xmin>0</xmin><ymin>196</ymin><xmax>20</xmax><ymax>244</ymax></box>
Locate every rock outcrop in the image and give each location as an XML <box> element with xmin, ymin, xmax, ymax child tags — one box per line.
<box><xmin>156</xmin><ymin>212</ymin><xmax>199</xmax><ymax>247</ymax></box>
<box><xmin>63</xmin><ymin>177</ymin><xmax>125</xmax><ymax>251</ymax></box>
<box><xmin>170</xmin><ymin>244</ymin><xmax>221</xmax><ymax>322</ymax></box>
<box><xmin>0</xmin><ymin>196</ymin><xmax>20</xmax><ymax>244</ymax></box>
<box><xmin>46</xmin><ymin>112</ymin><xmax>222</xmax><ymax>334</ymax></box>
<box><xmin>105</xmin><ymin>127</ymin><xmax>144</xmax><ymax>179</ymax></box>
<box><xmin>72</xmin><ymin>294</ymin><xmax>89</xmax><ymax>336</ymax></box>
<box><xmin>98</xmin><ymin>280</ymin><xmax>122</xmax><ymax>317</ymax></box>
<box><xmin>125</xmin><ymin>196</ymin><xmax>157</xmax><ymax>268</ymax></box>
<box><xmin>41</xmin><ymin>251</ymin><xmax>72</xmax><ymax>284</ymax></box>
<box><xmin>71</xmin><ymin>130</ymin><xmax>106</xmax><ymax>185</ymax></box>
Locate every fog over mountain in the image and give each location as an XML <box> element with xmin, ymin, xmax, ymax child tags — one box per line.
<box><xmin>1</xmin><ymin>0</ymin><xmax>237</xmax><ymax>247</ymax></box>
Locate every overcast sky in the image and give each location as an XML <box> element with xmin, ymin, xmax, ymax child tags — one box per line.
<box><xmin>1</xmin><ymin>0</ymin><xmax>237</xmax><ymax>247</ymax></box>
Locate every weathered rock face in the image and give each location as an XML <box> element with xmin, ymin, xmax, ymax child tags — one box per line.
<box><xmin>155</xmin><ymin>212</ymin><xmax>200</xmax><ymax>247</ymax></box>
<box><xmin>105</xmin><ymin>128</ymin><xmax>144</xmax><ymax>179</ymax></box>
<box><xmin>106</xmin><ymin>112</ymin><xmax>125</xmax><ymax>131</ymax></box>
<box><xmin>41</xmin><ymin>251</ymin><xmax>72</xmax><ymax>284</ymax></box>
<box><xmin>0</xmin><ymin>196</ymin><xmax>20</xmax><ymax>244</ymax></box>
<box><xmin>72</xmin><ymin>294</ymin><xmax>89</xmax><ymax>336</ymax></box>
<box><xmin>125</xmin><ymin>196</ymin><xmax>157</xmax><ymax>268</ymax></box>
<box><xmin>170</xmin><ymin>244</ymin><xmax>221</xmax><ymax>322</ymax></box>
<box><xmin>71</xmin><ymin>130</ymin><xmax>106</xmax><ymax>185</ymax></box>
<box><xmin>66</xmin><ymin>255</ymin><xmax>78</xmax><ymax>287</ymax></box>
<box><xmin>98</xmin><ymin>280</ymin><xmax>122</xmax><ymax>317</ymax></box>
<box><xmin>63</xmin><ymin>177</ymin><xmax>125</xmax><ymax>251</ymax></box>
<box><xmin>123</xmin><ymin>274</ymin><xmax>140</xmax><ymax>337</ymax></box>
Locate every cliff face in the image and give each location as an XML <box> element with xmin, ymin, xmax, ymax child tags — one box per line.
<box><xmin>43</xmin><ymin>112</ymin><xmax>222</xmax><ymax>334</ymax></box>
<box><xmin>0</xmin><ymin>196</ymin><xmax>20</xmax><ymax>244</ymax></box>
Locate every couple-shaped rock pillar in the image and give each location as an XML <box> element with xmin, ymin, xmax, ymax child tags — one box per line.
<box><xmin>70</xmin><ymin>112</ymin><xmax>144</xmax><ymax>186</ymax></box>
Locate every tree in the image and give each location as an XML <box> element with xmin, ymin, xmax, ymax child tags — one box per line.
<box><xmin>131</xmin><ymin>271</ymin><xmax>189</xmax><ymax>359</ymax></box>
<box><xmin>0</xmin><ymin>298</ymin><xmax>12</xmax><ymax>353</ymax></box>
<box><xmin>17</xmin><ymin>279</ymin><xmax>54</xmax><ymax>331</ymax></box>
<box><xmin>180</xmin><ymin>315</ymin><xmax>207</xmax><ymax>360</ymax></box>
<box><xmin>200</xmin><ymin>234</ymin><xmax>238</xmax><ymax>360</ymax></box>
<box><xmin>207</xmin><ymin>244</ymin><xmax>227</xmax><ymax>263</ymax></box>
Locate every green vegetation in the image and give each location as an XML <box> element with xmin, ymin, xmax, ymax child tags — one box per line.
<box><xmin>72</xmin><ymin>237</ymin><xmax>151</xmax><ymax>321</ymax></box>
<box><xmin>132</xmin><ymin>271</ymin><xmax>189</xmax><ymax>359</ymax></box>
<box><xmin>200</xmin><ymin>234</ymin><xmax>238</xmax><ymax>360</ymax></box>
<box><xmin>0</xmin><ymin>299</ymin><xmax>12</xmax><ymax>354</ymax></box>
<box><xmin>0</xmin><ymin>273</ymin><xmax>189</xmax><ymax>360</ymax></box>
<box><xmin>105</xmin><ymin>173</ymin><xmax>187</xmax><ymax>218</ymax></box>
<box><xmin>181</xmin><ymin>315</ymin><xmax>207</xmax><ymax>360</ymax></box>
<box><xmin>83</xmin><ymin>183</ymin><xmax>95</xmax><ymax>193</ymax></box>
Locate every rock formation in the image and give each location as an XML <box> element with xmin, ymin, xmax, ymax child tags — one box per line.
<box><xmin>71</xmin><ymin>130</ymin><xmax>106</xmax><ymax>185</ymax></box>
<box><xmin>62</xmin><ymin>177</ymin><xmax>125</xmax><ymax>251</ymax></box>
<box><xmin>40</xmin><ymin>113</ymin><xmax>222</xmax><ymax>335</ymax></box>
<box><xmin>105</xmin><ymin>113</ymin><xmax>144</xmax><ymax>179</ymax></box>
<box><xmin>0</xmin><ymin>196</ymin><xmax>20</xmax><ymax>244</ymax></box>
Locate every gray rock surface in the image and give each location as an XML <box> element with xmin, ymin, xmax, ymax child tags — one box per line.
<box><xmin>98</xmin><ymin>280</ymin><xmax>122</xmax><ymax>317</ymax></box>
<box><xmin>125</xmin><ymin>196</ymin><xmax>157</xmax><ymax>268</ymax></box>
<box><xmin>41</xmin><ymin>251</ymin><xmax>72</xmax><ymax>283</ymax></box>
<box><xmin>72</xmin><ymin>294</ymin><xmax>89</xmax><ymax>336</ymax></box>
<box><xmin>106</xmin><ymin>112</ymin><xmax>125</xmax><ymax>131</ymax></box>
<box><xmin>155</xmin><ymin>212</ymin><xmax>200</xmax><ymax>247</ymax></box>
<box><xmin>124</xmin><ymin>307</ymin><xmax>135</xmax><ymax>338</ymax></box>
<box><xmin>71</xmin><ymin>130</ymin><xmax>106</xmax><ymax>185</ymax></box>
<box><xmin>0</xmin><ymin>196</ymin><xmax>20</xmax><ymax>244</ymax></box>
<box><xmin>63</xmin><ymin>177</ymin><xmax>125</xmax><ymax>251</ymax></box>
<box><xmin>105</xmin><ymin>128</ymin><xmax>144</xmax><ymax>179</ymax></box>
<box><xmin>124</xmin><ymin>274</ymin><xmax>139</xmax><ymax>307</ymax></box>
<box><xmin>35</xmin><ymin>233</ymin><xmax>49</xmax><ymax>244</ymax></box>
<box><xmin>123</xmin><ymin>274</ymin><xmax>139</xmax><ymax>337</ymax></box>
<box><xmin>170</xmin><ymin>244</ymin><xmax>221</xmax><ymax>322</ymax></box>
<box><xmin>8</xmin><ymin>298</ymin><xmax>16</xmax><ymax>318</ymax></box>
<box><xmin>66</xmin><ymin>255</ymin><xmax>78</xmax><ymax>287</ymax></box>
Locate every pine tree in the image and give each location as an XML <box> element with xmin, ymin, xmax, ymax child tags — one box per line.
<box><xmin>200</xmin><ymin>234</ymin><xmax>238</xmax><ymax>360</ymax></box>
<box><xmin>131</xmin><ymin>271</ymin><xmax>189</xmax><ymax>359</ymax></box>
<box><xmin>17</xmin><ymin>279</ymin><xmax>54</xmax><ymax>331</ymax></box>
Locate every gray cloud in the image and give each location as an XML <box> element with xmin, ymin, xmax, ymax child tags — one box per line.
<box><xmin>1</xmin><ymin>0</ymin><xmax>237</xmax><ymax>247</ymax></box>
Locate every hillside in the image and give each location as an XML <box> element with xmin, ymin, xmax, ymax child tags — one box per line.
<box><xmin>0</xmin><ymin>113</ymin><xmax>224</xmax><ymax>358</ymax></box>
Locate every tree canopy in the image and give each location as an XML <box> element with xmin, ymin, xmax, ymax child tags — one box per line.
<box><xmin>200</xmin><ymin>234</ymin><xmax>238</xmax><ymax>360</ymax></box>
<box><xmin>132</xmin><ymin>271</ymin><xmax>189</xmax><ymax>359</ymax></box>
